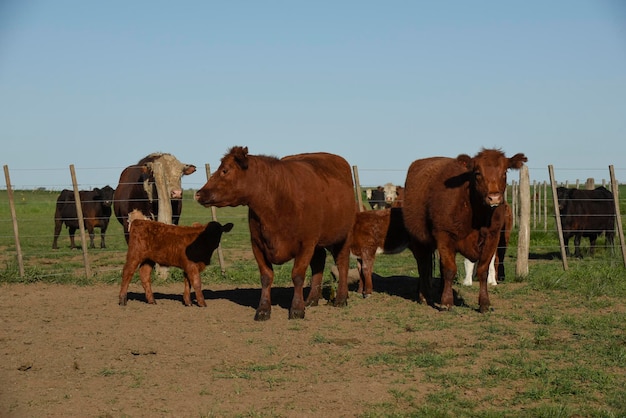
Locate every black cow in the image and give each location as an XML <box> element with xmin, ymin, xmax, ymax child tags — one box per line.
<box><xmin>556</xmin><ymin>186</ymin><xmax>615</xmax><ymax>258</ymax></box>
<box><xmin>367</xmin><ymin>187</ymin><xmax>386</xmax><ymax>210</ymax></box>
<box><xmin>52</xmin><ymin>186</ymin><xmax>115</xmax><ymax>249</ymax></box>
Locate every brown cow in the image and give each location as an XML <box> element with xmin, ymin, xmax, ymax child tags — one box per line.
<box><xmin>118</xmin><ymin>212</ymin><xmax>233</xmax><ymax>307</ymax></box>
<box><xmin>351</xmin><ymin>207</ymin><xmax>410</xmax><ymax>297</ymax></box>
<box><xmin>114</xmin><ymin>153</ymin><xmax>196</xmax><ymax>243</ymax></box>
<box><xmin>195</xmin><ymin>146</ymin><xmax>356</xmax><ymax>320</ymax></box>
<box><xmin>403</xmin><ymin>148</ymin><xmax>527</xmax><ymax>312</ymax></box>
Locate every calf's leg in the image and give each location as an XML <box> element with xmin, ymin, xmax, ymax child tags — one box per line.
<box><xmin>138</xmin><ymin>263</ymin><xmax>156</xmax><ymax>304</ymax></box>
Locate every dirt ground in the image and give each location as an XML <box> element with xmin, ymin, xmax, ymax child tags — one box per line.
<box><xmin>0</xmin><ymin>278</ymin><xmax>574</xmax><ymax>417</ymax></box>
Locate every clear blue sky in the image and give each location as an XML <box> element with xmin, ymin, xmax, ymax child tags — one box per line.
<box><xmin>1</xmin><ymin>0</ymin><xmax>625</xmax><ymax>190</ymax></box>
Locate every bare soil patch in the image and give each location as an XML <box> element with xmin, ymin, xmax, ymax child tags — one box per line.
<box><xmin>0</xmin><ymin>278</ymin><xmax>614</xmax><ymax>417</ymax></box>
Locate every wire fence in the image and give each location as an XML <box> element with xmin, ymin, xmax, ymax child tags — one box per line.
<box><xmin>1</xmin><ymin>163</ymin><xmax>625</xmax><ymax>282</ymax></box>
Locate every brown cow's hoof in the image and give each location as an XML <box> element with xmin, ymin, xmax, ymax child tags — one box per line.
<box><xmin>478</xmin><ymin>305</ymin><xmax>492</xmax><ymax>313</ymax></box>
<box><xmin>119</xmin><ymin>296</ymin><xmax>128</xmax><ymax>306</ymax></box>
<box><xmin>333</xmin><ymin>298</ymin><xmax>348</xmax><ymax>308</ymax></box>
<box><xmin>305</xmin><ymin>298</ymin><xmax>319</xmax><ymax>307</ymax></box>
<box><xmin>289</xmin><ymin>309</ymin><xmax>305</xmax><ymax>319</ymax></box>
<box><xmin>254</xmin><ymin>310</ymin><xmax>271</xmax><ymax>321</ymax></box>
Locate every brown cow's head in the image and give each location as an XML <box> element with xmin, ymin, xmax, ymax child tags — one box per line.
<box><xmin>195</xmin><ymin>146</ymin><xmax>251</xmax><ymax>208</ymax></box>
<box><xmin>142</xmin><ymin>153</ymin><xmax>196</xmax><ymax>200</ymax></box>
<box><xmin>457</xmin><ymin>148</ymin><xmax>527</xmax><ymax>207</ymax></box>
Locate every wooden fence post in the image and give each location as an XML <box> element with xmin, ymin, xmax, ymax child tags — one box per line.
<box><xmin>205</xmin><ymin>164</ymin><xmax>226</xmax><ymax>276</ymax></box>
<box><xmin>352</xmin><ymin>166</ymin><xmax>365</xmax><ymax>212</ymax></box>
<box><xmin>3</xmin><ymin>165</ymin><xmax>25</xmax><ymax>278</ymax></box>
<box><xmin>152</xmin><ymin>161</ymin><xmax>171</xmax><ymax>280</ymax></box>
<box><xmin>549</xmin><ymin>165</ymin><xmax>568</xmax><ymax>271</ymax></box>
<box><xmin>609</xmin><ymin>165</ymin><xmax>626</xmax><ymax>267</ymax></box>
<box><xmin>70</xmin><ymin>164</ymin><xmax>92</xmax><ymax>280</ymax></box>
<box><xmin>516</xmin><ymin>165</ymin><xmax>530</xmax><ymax>278</ymax></box>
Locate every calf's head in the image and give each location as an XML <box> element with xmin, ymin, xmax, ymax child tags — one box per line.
<box><xmin>457</xmin><ymin>149</ymin><xmax>527</xmax><ymax>207</ymax></box>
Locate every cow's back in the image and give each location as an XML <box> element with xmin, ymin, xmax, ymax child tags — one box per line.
<box><xmin>403</xmin><ymin>157</ymin><xmax>469</xmax><ymax>245</ymax></box>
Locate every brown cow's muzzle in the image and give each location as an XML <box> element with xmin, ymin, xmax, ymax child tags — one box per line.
<box><xmin>487</xmin><ymin>193</ymin><xmax>503</xmax><ymax>207</ymax></box>
<box><xmin>171</xmin><ymin>190</ymin><xmax>183</xmax><ymax>199</ymax></box>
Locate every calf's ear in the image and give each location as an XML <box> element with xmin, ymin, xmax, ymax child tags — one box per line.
<box><xmin>223</xmin><ymin>223</ymin><xmax>234</xmax><ymax>233</ymax></box>
<box><xmin>508</xmin><ymin>153</ymin><xmax>528</xmax><ymax>169</ymax></box>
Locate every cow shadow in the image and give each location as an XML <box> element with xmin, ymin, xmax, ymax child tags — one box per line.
<box><xmin>125</xmin><ymin>287</ymin><xmax>295</xmax><ymax>311</ymax></box>
<box><xmin>125</xmin><ymin>275</ymin><xmax>467</xmax><ymax>310</ymax></box>
<box><xmin>346</xmin><ymin>272</ymin><xmax>467</xmax><ymax>309</ymax></box>
<box><xmin>529</xmin><ymin>251</ymin><xmax>562</xmax><ymax>260</ymax></box>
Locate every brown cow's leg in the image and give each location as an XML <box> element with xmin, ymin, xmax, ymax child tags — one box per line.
<box><xmin>255</xmin><ymin>264</ymin><xmax>275</xmax><ymax>321</ymax></box>
<box><xmin>409</xmin><ymin>241</ymin><xmax>432</xmax><ymax>305</ymax></box>
<box><xmin>474</xmin><ymin>256</ymin><xmax>492</xmax><ymax>313</ymax></box>
<box><xmin>139</xmin><ymin>263</ymin><xmax>156</xmax><ymax>304</ymax></box>
<box><xmin>305</xmin><ymin>247</ymin><xmax>326</xmax><ymax>307</ymax></box>
<box><xmin>438</xmin><ymin>250</ymin><xmax>456</xmax><ymax>310</ymax></box>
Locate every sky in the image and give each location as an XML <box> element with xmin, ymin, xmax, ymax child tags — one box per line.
<box><xmin>1</xmin><ymin>0</ymin><xmax>625</xmax><ymax>191</ymax></box>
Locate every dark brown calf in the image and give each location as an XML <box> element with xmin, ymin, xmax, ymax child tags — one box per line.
<box><xmin>119</xmin><ymin>217</ymin><xmax>233</xmax><ymax>307</ymax></box>
<box><xmin>351</xmin><ymin>208</ymin><xmax>410</xmax><ymax>297</ymax></box>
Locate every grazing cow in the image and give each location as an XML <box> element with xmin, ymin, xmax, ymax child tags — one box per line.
<box><xmin>556</xmin><ymin>186</ymin><xmax>615</xmax><ymax>258</ymax></box>
<box><xmin>403</xmin><ymin>148</ymin><xmax>527</xmax><ymax>312</ymax></box>
<box><xmin>52</xmin><ymin>186</ymin><xmax>115</xmax><ymax>249</ymax></box>
<box><xmin>113</xmin><ymin>153</ymin><xmax>196</xmax><ymax>243</ymax></box>
<box><xmin>195</xmin><ymin>146</ymin><xmax>356</xmax><ymax>320</ymax></box>
<box><xmin>462</xmin><ymin>202</ymin><xmax>513</xmax><ymax>286</ymax></box>
<box><xmin>118</xmin><ymin>211</ymin><xmax>233</xmax><ymax>307</ymax></box>
<box><xmin>350</xmin><ymin>207</ymin><xmax>410</xmax><ymax>297</ymax></box>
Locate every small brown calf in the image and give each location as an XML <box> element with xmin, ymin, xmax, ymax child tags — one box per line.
<box><xmin>119</xmin><ymin>215</ymin><xmax>233</xmax><ymax>307</ymax></box>
<box><xmin>351</xmin><ymin>207</ymin><xmax>410</xmax><ymax>297</ymax></box>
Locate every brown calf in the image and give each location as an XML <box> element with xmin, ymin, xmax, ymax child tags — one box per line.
<box><xmin>351</xmin><ymin>207</ymin><xmax>410</xmax><ymax>297</ymax></box>
<box><xmin>118</xmin><ymin>216</ymin><xmax>233</xmax><ymax>307</ymax></box>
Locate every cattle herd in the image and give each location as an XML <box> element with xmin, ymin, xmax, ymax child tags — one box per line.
<box><xmin>50</xmin><ymin>146</ymin><xmax>619</xmax><ymax>320</ymax></box>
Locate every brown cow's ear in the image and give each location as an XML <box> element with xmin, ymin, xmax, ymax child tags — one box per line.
<box><xmin>456</xmin><ymin>154</ymin><xmax>473</xmax><ymax>170</ymax></box>
<box><xmin>508</xmin><ymin>153</ymin><xmax>528</xmax><ymax>169</ymax></box>
<box><xmin>231</xmin><ymin>146</ymin><xmax>249</xmax><ymax>170</ymax></box>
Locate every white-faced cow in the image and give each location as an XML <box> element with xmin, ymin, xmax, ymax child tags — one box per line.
<box><xmin>113</xmin><ymin>153</ymin><xmax>196</xmax><ymax>243</ymax></box>
<box><xmin>52</xmin><ymin>186</ymin><xmax>115</xmax><ymax>249</ymax></box>
<box><xmin>195</xmin><ymin>146</ymin><xmax>356</xmax><ymax>321</ymax></box>
<box><xmin>403</xmin><ymin>148</ymin><xmax>527</xmax><ymax>312</ymax></box>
